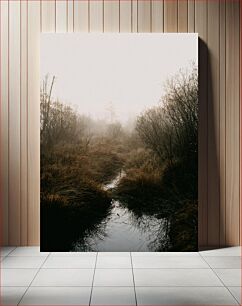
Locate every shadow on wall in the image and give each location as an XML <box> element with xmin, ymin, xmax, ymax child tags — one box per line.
<box><xmin>198</xmin><ymin>38</ymin><xmax>221</xmax><ymax>250</ymax></box>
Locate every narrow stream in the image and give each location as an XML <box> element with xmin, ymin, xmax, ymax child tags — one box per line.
<box><xmin>73</xmin><ymin>171</ymin><xmax>167</xmax><ymax>251</ymax></box>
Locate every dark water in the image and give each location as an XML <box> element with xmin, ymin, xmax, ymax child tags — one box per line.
<box><xmin>73</xmin><ymin>172</ymin><xmax>168</xmax><ymax>252</ymax></box>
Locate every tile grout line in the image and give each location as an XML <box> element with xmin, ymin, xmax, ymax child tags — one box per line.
<box><xmin>198</xmin><ymin>252</ymin><xmax>240</xmax><ymax>305</ymax></box>
<box><xmin>226</xmin><ymin>286</ymin><xmax>241</xmax><ymax>305</ymax></box>
<box><xmin>130</xmin><ymin>252</ymin><xmax>137</xmax><ymax>306</ymax></box>
<box><xmin>0</xmin><ymin>256</ymin><xmax>7</xmax><ymax>263</ymax></box>
<box><xmin>2</xmin><ymin>285</ymin><xmax>242</xmax><ymax>288</ymax></box>
<box><xmin>17</xmin><ymin>252</ymin><xmax>51</xmax><ymax>306</ymax></box>
<box><xmin>7</xmin><ymin>255</ymin><xmax>96</xmax><ymax>258</ymax></box>
<box><xmin>2</xmin><ymin>246</ymin><xmax>17</xmax><ymax>257</ymax></box>
<box><xmin>4</xmin><ymin>267</ymin><xmax>238</xmax><ymax>270</ymax></box>
<box><xmin>89</xmin><ymin>252</ymin><xmax>98</xmax><ymax>306</ymax></box>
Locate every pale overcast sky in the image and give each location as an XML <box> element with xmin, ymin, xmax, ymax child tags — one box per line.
<box><xmin>41</xmin><ymin>33</ymin><xmax>198</xmax><ymax>125</ymax></box>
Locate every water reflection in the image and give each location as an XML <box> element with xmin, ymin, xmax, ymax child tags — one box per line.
<box><xmin>73</xmin><ymin>199</ymin><xmax>168</xmax><ymax>251</ymax></box>
<box><xmin>72</xmin><ymin>172</ymin><xmax>170</xmax><ymax>252</ymax></box>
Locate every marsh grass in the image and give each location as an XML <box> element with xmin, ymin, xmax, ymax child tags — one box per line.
<box><xmin>41</xmin><ymin>66</ymin><xmax>198</xmax><ymax>251</ymax></box>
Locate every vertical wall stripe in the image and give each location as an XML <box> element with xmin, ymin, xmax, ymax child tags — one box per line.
<box><xmin>41</xmin><ymin>1</ymin><xmax>55</xmax><ymax>33</ymax></box>
<box><xmin>195</xmin><ymin>0</ymin><xmax>208</xmax><ymax>247</ymax></box>
<box><xmin>74</xmin><ymin>0</ymin><xmax>89</xmax><ymax>32</ymax></box>
<box><xmin>225</xmin><ymin>0</ymin><xmax>240</xmax><ymax>246</ymax></box>
<box><xmin>239</xmin><ymin>0</ymin><xmax>241</xmax><ymax>248</ymax></box>
<box><xmin>9</xmin><ymin>0</ymin><xmax>21</xmax><ymax>246</ymax></box>
<box><xmin>56</xmin><ymin>0</ymin><xmax>67</xmax><ymax>33</ymax></box>
<box><xmin>151</xmin><ymin>0</ymin><xmax>163</xmax><ymax>33</ymax></box>
<box><xmin>138</xmin><ymin>0</ymin><xmax>151</xmax><ymax>33</ymax></box>
<box><xmin>67</xmin><ymin>0</ymin><xmax>74</xmax><ymax>32</ymax></box>
<box><xmin>120</xmin><ymin>0</ymin><xmax>132</xmax><ymax>32</ymax></box>
<box><xmin>164</xmin><ymin>0</ymin><xmax>178</xmax><ymax>32</ymax></box>
<box><xmin>219</xmin><ymin>0</ymin><xmax>226</xmax><ymax>246</ymax></box>
<box><xmin>240</xmin><ymin>0</ymin><xmax>242</xmax><ymax>247</ymax></box>
<box><xmin>188</xmin><ymin>0</ymin><xmax>195</xmax><ymax>33</ymax></box>
<box><xmin>104</xmin><ymin>0</ymin><xmax>119</xmax><ymax>32</ymax></box>
<box><xmin>90</xmin><ymin>0</ymin><xmax>103</xmax><ymax>32</ymax></box>
<box><xmin>0</xmin><ymin>0</ymin><xmax>9</xmax><ymax>246</ymax></box>
<box><xmin>27</xmin><ymin>0</ymin><xmax>40</xmax><ymax>245</ymax></box>
<box><xmin>20</xmin><ymin>0</ymin><xmax>28</xmax><ymax>246</ymax></box>
<box><xmin>178</xmin><ymin>0</ymin><xmax>188</xmax><ymax>33</ymax></box>
<box><xmin>131</xmin><ymin>0</ymin><xmax>138</xmax><ymax>33</ymax></box>
<box><xmin>207</xmin><ymin>0</ymin><xmax>220</xmax><ymax>246</ymax></box>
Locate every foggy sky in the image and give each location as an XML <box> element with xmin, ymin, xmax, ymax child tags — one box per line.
<box><xmin>41</xmin><ymin>33</ymin><xmax>198</xmax><ymax>125</ymax></box>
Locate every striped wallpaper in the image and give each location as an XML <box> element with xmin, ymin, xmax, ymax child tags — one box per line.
<box><xmin>0</xmin><ymin>0</ymin><xmax>240</xmax><ymax>247</ymax></box>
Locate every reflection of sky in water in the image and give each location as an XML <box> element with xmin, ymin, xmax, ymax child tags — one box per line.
<box><xmin>73</xmin><ymin>173</ymin><xmax>169</xmax><ymax>252</ymax></box>
<box><xmin>74</xmin><ymin>201</ymin><xmax>167</xmax><ymax>252</ymax></box>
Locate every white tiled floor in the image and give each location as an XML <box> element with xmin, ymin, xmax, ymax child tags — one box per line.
<box><xmin>32</xmin><ymin>268</ymin><xmax>94</xmax><ymax>287</ymax></box>
<box><xmin>91</xmin><ymin>287</ymin><xmax>136</xmax><ymax>305</ymax></box>
<box><xmin>0</xmin><ymin>246</ymin><xmax>241</xmax><ymax>305</ymax></box>
<box><xmin>132</xmin><ymin>255</ymin><xmax>209</xmax><ymax>268</ymax></box>
<box><xmin>96</xmin><ymin>256</ymin><xmax>132</xmax><ymax>268</ymax></box>
<box><xmin>20</xmin><ymin>287</ymin><xmax>92</xmax><ymax>305</ymax></box>
<box><xmin>42</xmin><ymin>256</ymin><xmax>96</xmax><ymax>269</ymax></box>
<box><xmin>2</xmin><ymin>256</ymin><xmax>46</xmax><ymax>269</ymax></box>
<box><xmin>203</xmin><ymin>256</ymin><xmax>241</xmax><ymax>269</ymax></box>
<box><xmin>94</xmin><ymin>268</ymin><xmax>134</xmax><ymax>287</ymax></box>
<box><xmin>135</xmin><ymin>287</ymin><xmax>239</xmax><ymax>305</ymax></box>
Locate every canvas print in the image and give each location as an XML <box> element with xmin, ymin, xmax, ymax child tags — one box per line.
<box><xmin>40</xmin><ymin>34</ymin><xmax>198</xmax><ymax>252</ymax></box>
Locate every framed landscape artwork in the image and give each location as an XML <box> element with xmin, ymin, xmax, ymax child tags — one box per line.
<box><xmin>40</xmin><ymin>34</ymin><xmax>198</xmax><ymax>252</ymax></box>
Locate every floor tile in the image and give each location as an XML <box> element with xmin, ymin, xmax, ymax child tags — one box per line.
<box><xmin>42</xmin><ymin>256</ymin><xmax>96</xmax><ymax>268</ymax></box>
<box><xmin>19</xmin><ymin>286</ymin><xmax>91</xmax><ymax>305</ymax></box>
<box><xmin>31</xmin><ymin>268</ymin><xmax>94</xmax><ymax>286</ymax></box>
<box><xmin>98</xmin><ymin>252</ymin><xmax>131</xmax><ymax>257</ymax></box>
<box><xmin>91</xmin><ymin>287</ymin><xmax>136</xmax><ymax>305</ymax></box>
<box><xmin>50</xmin><ymin>252</ymin><xmax>97</xmax><ymax>257</ymax></box>
<box><xmin>132</xmin><ymin>252</ymin><xmax>199</xmax><ymax>257</ymax></box>
<box><xmin>200</xmin><ymin>247</ymin><xmax>241</xmax><ymax>257</ymax></box>
<box><xmin>0</xmin><ymin>287</ymin><xmax>27</xmax><ymax>305</ymax></box>
<box><xmin>9</xmin><ymin>247</ymin><xmax>49</xmax><ymax>257</ymax></box>
<box><xmin>136</xmin><ymin>287</ymin><xmax>238</xmax><ymax>305</ymax></box>
<box><xmin>1</xmin><ymin>269</ymin><xmax>38</xmax><ymax>286</ymax></box>
<box><xmin>0</xmin><ymin>247</ymin><xmax>16</xmax><ymax>257</ymax></box>
<box><xmin>96</xmin><ymin>256</ymin><xmax>132</xmax><ymax>268</ymax></box>
<box><xmin>94</xmin><ymin>269</ymin><xmax>134</xmax><ymax>286</ymax></box>
<box><xmin>132</xmin><ymin>256</ymin><xmax>209</xmax><ymax>269</ymax></box>
<box><xmin>134</xmin><ymin>269</ymin><xmax>223</xmax><ymax>287</ymax></box>
<box><xmin>228</xmin><ymin>287</ymin><xmax>241</xmax><ymax>304</ymax></box>
<box><xmin>203</xmin><ymin>256</ymin><xmax>241</xmax><ymax>268</ymax></box>
<box><xmin>214</xmin><ymin>269</ymin><xmax>241</xmax><ymax>286</ymax></box>
<box><xmin>1</xmin><ymin>256</ymin><xmax>46</xmax><ymax>269</ymax></box>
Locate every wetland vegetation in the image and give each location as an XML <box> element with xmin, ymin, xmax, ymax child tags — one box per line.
<box><xmin>41</xmin><ymin>66</ymin><xmax>198</xmax><ymax>252</ymax></box>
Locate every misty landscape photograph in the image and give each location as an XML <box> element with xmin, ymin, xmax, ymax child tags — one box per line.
<box><xmin>40</xmin><ymin>34</ymin><xmax>198</xmax><ymax>252</ymax></box>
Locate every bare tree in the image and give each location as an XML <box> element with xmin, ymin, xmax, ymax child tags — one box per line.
<box><xmin>136</xmin><ymin>65</ymin><xmax>198</xmax><ymax>165</ymax></box>
<box><xmin>40</xmin><ymin>75</ymin><xmax>55</xmax><ymax>147</ymax></box>
<box><xmin>40</xmin><ymin>75</ymin><xmax>88</xmax><ymax>149</ymax></box>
